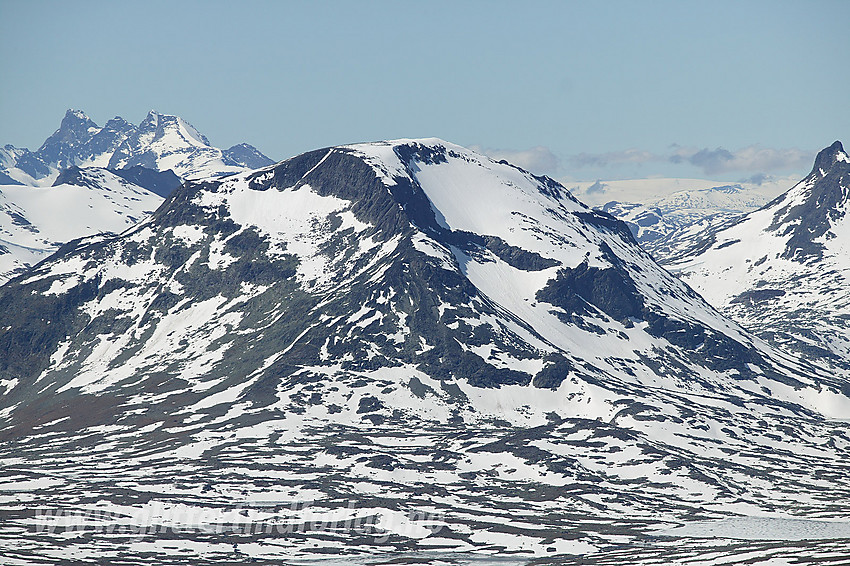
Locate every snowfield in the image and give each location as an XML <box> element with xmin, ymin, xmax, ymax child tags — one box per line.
<box><xmin>0</xmin><ymin>170</ymin><xmax>163</xmax><ymax>282</ymax></box>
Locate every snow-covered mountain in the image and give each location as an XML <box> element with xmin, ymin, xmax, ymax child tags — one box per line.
<box><xmin>570</xmin><ymin>178</ymin><xmax>791</xmax><ymax>260</ymax></box>
<box><xmin>0</xmin><ymin>109</ymin><xmax>273</xmax><ymax>284</ymax></box>
<box><xmin>669</xmin><ymin>141</ymin><xmax>850</xmax><ymax>373</ymax></box>
<box><xmin>0</xmin><ymin>168</ymin><xmax>163</xmax><ymax>282</ymax></box>
<box><xmin>1</xmin><ymin>139</ymin><xmax>849</xmax><ymax>564</ymax></box>
<box><xmin>0</xmin><ymin>108</ymin><xmax>274</xmax><ymax>185</ymax></box>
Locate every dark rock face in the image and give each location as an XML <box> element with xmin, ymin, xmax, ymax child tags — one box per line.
<box><xmin>296</xmin><ymin>148</ymin><xmax>411</xmax><ymax>237</ymax></box>
<box><xmin>0</xmin><ymin>170</ymin><xmax>22</xmax><ymax>185</ymax></box>
<box><xmin>109</xmin><ymin>166</ymin><xmax>182</xmax><ymax>197</ymax></box>
<box><xmin>731</xmin><ymin>289</ymin><xmax>787</xmax><ymax>305</ymax></box>
<box><xmin>8</xmin><ymin>147</ymin><xmax>51</xmax><ymax>180</ymax></box>
<box><xmin>537</xmin><ymin>258</ymin><xmax>644</xmax><ymax>321</ymax></box>
<box><xmin>0</xmin><ymin>268</ymin><xmax>102</xmax><ymax>383</ymax></box>
<box><xmin>531</xmin><ymin>355</ymin><xmax>575</xmax><ymax>389</ymax></box>
<box><xmin>812</xmin><ymin>140</ymin><xmax>846</xmax><ymax>172</ymax></box>
<box><xmin>769</xmin><ymin>141</ymin><xmax>850</xmax><ymax>260</ymax></box>
<box><xmin>51</xmin><ymin>166</ymin><xmax>98</xmax><ymax>188</ymax></box>
<box><xmin>37</xmin><ymin>109</ymin><xmax>100</xmax><ymax>170</ymax></box>
<box><xmin>50</xmin><ymin>165</ymin><xmax>181</xmax><ymax>197</ymax></box>
<box><xmin>462</xmin><ymin>233</ymin><xmax>559</xmax><ymax>271</ymax></box>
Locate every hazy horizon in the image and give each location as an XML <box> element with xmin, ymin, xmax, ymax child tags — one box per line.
<box><xmin>2</xmin><ymin>0</ymin><xmax>847</xmax><ymax>182</ymax></box>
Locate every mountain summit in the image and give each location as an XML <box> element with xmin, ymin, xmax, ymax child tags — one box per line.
<box><xmin>1</xmin><ymin>138</ymin><xmax>849</xmax><ymax>562</ymax></box>
<box><xmin>0</xmin><ymin>109</ymin><xmax>274</xmax><ymax>184</ymax></box>
<box><xmin>767</xmin><ymin>140</ymin><xmax>850</xmax><ymax>260</ymax></box>
<box><xmin>812</xmin><ymin>140</ymin><xmax>847</xmax><ymax>172</ymax></box>
<box><xmin>36</xmin><ymin>109</ymin><xmax>101</xmax><ymax>171</ymax></box>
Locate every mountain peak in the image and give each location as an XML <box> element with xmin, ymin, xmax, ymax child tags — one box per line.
<box><xmin>141</xmin><ymin>110</ymin><xmax>160</xmax><ymax>126</ymax></box>
<box><xmin>135</xmin><ymin>111</ymin><xmax>210</xmax><ymax>147</ymax></box>
<box><xmin>64</xmin><ymin>108</ymin><xmax>91</xmax><ymax>121</ymax></box>
<box><xmin>35</xmin><ymin>109</ymin><xmax>100</xmax><ymax>168</ymax></box>
<box><xmin>754</xmin><ymin>140</ymin><xmax>850</xmax><ymax>260</ymax></box>
<box><xmin>223</xmin><ymin>142</ymin><xmax>275</xmax><ymax>169</ymax></box>
<box><xmin>812</xmin><ymin>140</ymin><xmax>849</xmax><ymax>174</ymax></box>
<box><xmin>58</xmin><ymin>108</ymin><xmax>96</xmax><ymax>130</ymax></box>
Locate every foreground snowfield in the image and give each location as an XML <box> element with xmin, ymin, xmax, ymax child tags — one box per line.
<box><xmin>2</xmin><ymin>411</ymin><xmax>850</xmax><ymax>564</ymax></box>
<box><xmin>0</xmin><ymin>140</ymin><xmax>848</xmax><ymax>564</ymax></box>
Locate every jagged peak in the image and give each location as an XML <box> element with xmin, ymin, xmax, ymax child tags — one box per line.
<box><xmin>64</xmin><ymin>108</ymin><xmax>92</xmax><ymax>121</ymax></box>
<box><xmin>135</xmin><ymin>111</ymin><xmax>210</xmax><ymax>147</ymax></box>
<box><xmin>812</xmin><ymin>140</ymin><xmax>849</xmax><ymax>174</ymax></box>
<box><xmin>57</xmin><ymin>109</ymin><xmax>97</xmax><ymax>131</ymax></box>
<box><xmin>103</xmin><ymin>115</ymin><xmax>134</xmax><ymax>127</ymax></box>
<box><xmin>755</xmin><ymin>140</ymin><xmax>850</xmax><ymax>260</ymax></box>
<box><xmin>141</xmin><ymin>110</ymin><xmax>160</xmax><ymax>126</ymax></box>
<box><xmin>37</xmin><ymin>109</ymin><xmax>100</xmax><ymax>156</ymax></box>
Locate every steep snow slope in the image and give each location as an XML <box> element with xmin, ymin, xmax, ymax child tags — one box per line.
<box><xmin>0</xmin><ymin>168</ymin><xmax>163</xmax><ymax>282</ymax></box>
<box><xmin>0</xmin><ymin>140</ymin><xmax>849</xmax><ymax>564</ymax></box>
<box><xmin>670</xmin><ymin>141</ymin><xmax>850</xmax><ymax>371</ymax></box>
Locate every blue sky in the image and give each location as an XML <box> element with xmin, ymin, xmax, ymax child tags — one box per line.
<box><xmin>1</xmin><ymin>0</ymin><xmax>848</xmax><ymax>181</ymax></box>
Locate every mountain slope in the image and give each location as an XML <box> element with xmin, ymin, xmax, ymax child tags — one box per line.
<box><xmin>1</xmin><ymin>139</ymin><xmax>849</xmax><ymax>564</ymax></box>
<box><xmin>670</xmin><ymin>141</ymin><xmax>850</xmax><ymax>370</ymax></box>
<box><xmin>0</xmin><ymin>168</ymin><xmax>163</xmax><ymax>282</ymax></box>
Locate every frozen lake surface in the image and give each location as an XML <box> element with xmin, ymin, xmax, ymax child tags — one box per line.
<box><xmin>658</xmin><ymin>516</ymin><xmax>850</xmax><ymax>541</ymax></box>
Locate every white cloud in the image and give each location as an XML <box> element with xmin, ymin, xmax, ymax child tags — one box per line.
<box><xmin>472</xmin><ymin>143</ymin><xmax>816</xmax><ymax>180</ymax></box>
<box><xmin>567</xmin><ymin>149</ymin><xmax>657</xmax><ymax>168</ymax></box>
<box><xmin>566</xmin><ymin>144</ymin><xmax>814</xmax><ymax>176</ymax></box>
<box><xmin>470</xmin><ymin>145</ymin><xmax>560</xmax><ymax>176</ymax></box>
<box><xmin>669</xmin><ymin>145</ymin><xmax>814</xmax><ymax>175</ymax></box>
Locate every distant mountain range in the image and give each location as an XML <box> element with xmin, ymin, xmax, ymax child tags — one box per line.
<box><xmin>1</xmin><ymin>109</ymin><xmax>274</xmax><ymax>185</ymax></box>
<box><xmin>0</xmin><ymin>109</ymin><xmax>274</xmax><ymax>282</ymax></box>
<box><xmin>570</xmin><ymin>177</ymin><xmax>794</xmax><ymax>259</ymax></box>
<box><xmin>1</xmin><ymin>138</ymin><xmax>848</xmax><ymax>564</ymax></box>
